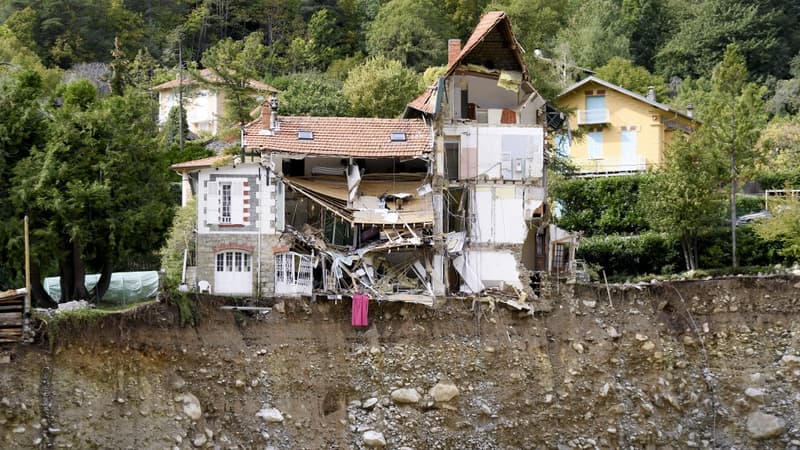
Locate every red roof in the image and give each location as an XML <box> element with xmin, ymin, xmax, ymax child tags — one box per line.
<box><xmin>407</xmin><ymin>11</ymin><xmax>529</xmax><ymax>115</ymax></box>
<box><xmin>243</xmin><ymin>116</ymin><xmax>431</xmax><ymax>158</ymax></box>
<box><xmin>153</xmin><ymin>69</ymin><xmax>279</xmax><ymax>93</ymax></box>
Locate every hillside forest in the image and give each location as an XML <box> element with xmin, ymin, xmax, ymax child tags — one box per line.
<box><xmin>1</xmin><ymin>0</ymin><xmax>800</xmax><ymax>301</ymax></box>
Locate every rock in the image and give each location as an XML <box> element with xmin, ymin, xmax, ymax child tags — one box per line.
<box><xmin>641</xmin><ymin>341</ymin><xmax>655</xmax><ymax>351</ymax></box>
<box><xmin>192</xmin><ymin>433</ymin><xmax>207</xmax><ymax>447</ymax></box>
<box><xmin>635</xmin><ymin>333</ymin><xmax>649</xmax><ymax>341</ymax></box>
<box><xmin>362</xmin><ymin>430</ymin><xmax>386</xmax><ymax>447</ymax></box>
<box><xmin>746</xmin><ymin>411</ymin><xmax>785</xmax><ymax>440</ymax></box>
<box><xmin>582</xmin><ymin>300</ymin><xmax>596</xmax><ymax>308</ymax></box>
<box><xmin>13</xmin><ymin>425</ymin><xmax>25</xmax><ymax>433</ymax></box>
<box><xmin>274</xmin><ymin>301</ymin><xmax>285</xmax><ymax>313</ymax></box>
<box><xmin>362</xmin><ymin>398</ymin><xmax>378</xmax><ymax>410</ymax></box>
<box><xmin>781</xmin><ymin>355</ymin><xmax>800</xmax><ymax>367</ymax></box>
<box><xmin>170</xmin><ymin>375</ymin><xmax>186</xmax><ymax>391</ymax></box>
<box><xmin>606</xmin><ymin>327</ymin><xmax>621</xmax><ymax>339</ymax></box>
<box><xmin>391</xmin><ymin>388</ymin><xmax>420</xmax><ymax>404</ymax></box>
<box><xmin>572</xmin><ymin>343</ymin><xmax>585</xmax><ymax>354</ymax></box>
<box><xmin>744</xmin><ymin>388</ymin><xmax>767</xmax><ymax>402</ymax></box>
<box><xmin>256</xmin><ymin>407</ymin><xmax>284</xmax><ymax>423</ymax></box>
<box><xmin>479</xmin><ymin>402</ymin><xmax>492</xmax><ymax>416</ymax></box>
<box><xmin>430</xmin><ymin>383</ymin><xmax>460</xmax><ymax>402</ymax></box>
<box><xmin>176</xmin><ymin>393</ymin><xmax>202</xmax><ymax>421</ymax></box>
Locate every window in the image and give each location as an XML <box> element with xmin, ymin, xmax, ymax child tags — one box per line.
<box><xmin>297</xmin><ymin>130</ymin><xmax>314</xmax><ymax>140</ymax></box>
<box><xmin>225</xmin><ymin>252</ymin><xmax>233</xmax><ymax>271</ymax></box>
<box><xmin>390</xmin><ymin>132</ymin><xmax>406</xmax><ymax>142</ymax></box>
<box><xmin>221</xmin><ymin>183</ymin><xmax>232</xmax><ymax>223</ymax></box>
<box><xmin>621</xmin><ymin>129</ymin><xmax>638</xmax><ymax>167</ymax></box>
<box><xmin>215</xmin><ymin>251</ymin><xmax>252</xmax><ymax>273</ymax></box>
<box><xmin>536</xmin><ymin>234</ymin><xmax>545</xmax><ymax>256</ymax></box>
<box><xmin>445</xmin><ymin>141</ymin><xmax>459</xmax><ymax>180</ymax></box>
<box><xmin>588</xmin><ymin>131</ymin><xmax>603</xmax><ymax>159</ymax></box>
<box><xmin>554</xmin><ymin>134</ymin><xmax>570</xmax><ymax>157</ymax></box>
<box><xmin>584</xmin><ymin>95</ymin><xmax>607</xmax><ymax>123</ymax></box>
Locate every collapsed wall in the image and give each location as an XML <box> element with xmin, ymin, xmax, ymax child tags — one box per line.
<box><xmin>1</xmin><ymin>276</ymin><xmax>799</xmax><ymax>449</ymax></box>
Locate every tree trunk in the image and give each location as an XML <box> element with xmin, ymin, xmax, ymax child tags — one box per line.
<box><xmin>71</xmin><ymin>239</ymin><xmax>89</xmax><ymax>300</ymax></box>
<box><xmin>92</xmin><ymin>254</ymin><xmax>113</xmax><ymax>303</ymax></box>
<box><xmin>730</xmin><ymin>114</ymin><xmax>738</xmax><ymax>268</ymax></box>
<box><xmin>30</xmin><ymin>263</ymin><xmax>57</xmax><ymax>309</ymax></box>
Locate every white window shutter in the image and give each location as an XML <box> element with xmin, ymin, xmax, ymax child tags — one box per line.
<box><xmin>231</xmin><ymin>180</ymin><xmax>245</xmax><ymax>225</ymax></box>
<box><xmin>206</xmin><ymin>181</ymin><xmax>219</xmax><ymax>224</ymax></box>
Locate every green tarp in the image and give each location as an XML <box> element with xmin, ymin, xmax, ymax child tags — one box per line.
<box><xmin>43</xmin><ymin>271</ymin><xmax>159</xmax><ymax>304</ymax></box>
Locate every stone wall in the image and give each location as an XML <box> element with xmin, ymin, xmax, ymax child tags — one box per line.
<box><xmin>196</xmin><ymin>233</ymin><xmax>282</xmax><ymax>297</ymax></box>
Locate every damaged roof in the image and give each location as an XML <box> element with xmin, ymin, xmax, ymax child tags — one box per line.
<box><xmin>406</xmin><ymin>11</ymin><xmax>529</xmax><ymax>115</ymax></box>
<box><xmin>243</xmin><ymin>116</ymin><xmax>432</xmax><ymax>158</ymax></box>
<box><xmin>152</xmin><ymin>68</ymin><xmax>279</xmax><ymax>93</ymax></box>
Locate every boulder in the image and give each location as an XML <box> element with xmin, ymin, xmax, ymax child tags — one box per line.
<box><xmin>746</xmin><ymin>411</ymin><xmax>785</xmax><ymax>440</ymax></box>
<box><xmin>430</xmin><ymin>383</ymin><xmax>460</xmax><ymax>403</ymax></box>
<box><xmin>362</xmin><ymin>398</ymin><xmax>378</xmax><ymax>410</ymax></box>
<box><xmin>744</xmin><ymin>388</ymin><xmax>767</xmax><ymax>402</ymax></box>
<box><xmin>176</xmin><ymin>393</ymin><xmax>202</xmax><ymax>421</ymax></box>
<box><xmin>256</xmin><ymin>407</ymin><xmax>284</xmax><ymax>423</ymax></box>
<box><xmin>362</xmin><ymin>430</ymin><xmax>386</xmax><ymax>447</ymax></box>
<box><xmin>391</xmin><ymin>388</ymin><xmax>420</xmax><ymax>404</ymax></box>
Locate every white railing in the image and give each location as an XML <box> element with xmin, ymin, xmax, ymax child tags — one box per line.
<box><xmin>571</xmin><ymin>157</ymin><xmax>650</xmax><ymax>177</ymax></box>
<box><xmin>577</xmin><ymin>109</ymin><xmax>610</xmax><ymax>125</ymax></box>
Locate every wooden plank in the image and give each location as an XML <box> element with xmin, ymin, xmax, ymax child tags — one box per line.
<box><xmin>0</xmin><ymin>305</ymin><xmax>23</xmax><ymax>312</ymax></box>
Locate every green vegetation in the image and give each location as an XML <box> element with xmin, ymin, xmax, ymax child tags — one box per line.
<box><xmin>0</xmin><ymin>0</ymin><xmax>799</xmax><ymax>288</ymax></box>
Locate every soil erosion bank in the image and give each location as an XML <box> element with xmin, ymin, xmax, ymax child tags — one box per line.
<box><xmin>1</xmin><ymin>277</ymin><xmax>800</xmax><ymax>449</ymax></box>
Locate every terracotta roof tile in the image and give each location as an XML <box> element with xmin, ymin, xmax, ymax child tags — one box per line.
<box><xmin>407</xmin><ymin>11</ymin><xmax>528</xmax><ymax>115</ymax></box>
<box><xmin>243</xmin><ymin>116</ymin><xmax>432</xmax><ymax>158</ymax></box>
<box><xmin>153</xmin><ymin>69</ymin><xmax>279</xmax><ymax>93</ymax></box>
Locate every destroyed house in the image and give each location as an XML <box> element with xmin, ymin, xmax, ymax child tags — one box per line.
<box><xmin>173</xmin><ymin>11</ymin><xmax>573</xmax><ymax>306</ymax></box>
<box><xmin>405</xmin><ymin>11</ymin><xmax>570</xmax><ymax>302</ymax></box>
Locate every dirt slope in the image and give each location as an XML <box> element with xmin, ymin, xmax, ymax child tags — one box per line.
<box><xmin>1</xmin><ymin>277</ymin><xmax>800</xmax><ymax>449</ymax></box>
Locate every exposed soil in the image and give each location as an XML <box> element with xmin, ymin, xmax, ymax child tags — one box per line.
<box><xmin>1</xmin><ymin>276</ymin><xmax>800</xmax><ymax>449</ymax></box>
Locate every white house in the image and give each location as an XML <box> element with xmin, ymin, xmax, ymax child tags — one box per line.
<box><xmin>153</xmin><ymin>68</ymin><xmax>278</xmax><ymax>137</ymax></box>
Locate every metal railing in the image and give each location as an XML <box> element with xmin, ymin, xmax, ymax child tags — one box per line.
<box><xmin>577</xmin><ymin>109</ymin><xmax>610</xmax><ymax>125</ymax></box>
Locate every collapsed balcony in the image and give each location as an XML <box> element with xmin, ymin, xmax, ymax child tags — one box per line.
<box><xmin>275</xmin><ymin>170</ymin><xmax>436</xmax><ymax>306</ymax></box>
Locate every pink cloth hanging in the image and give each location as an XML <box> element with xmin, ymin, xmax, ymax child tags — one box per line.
<box><xmin>351</xmin><ymin>293</ymin><xmax>369</xmax><ymax>327</ymax></box>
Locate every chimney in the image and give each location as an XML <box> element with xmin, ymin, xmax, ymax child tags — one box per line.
<box><xmin>646</xmin><ymin>86</ymin><xmax>656</xmax><ymax>102</ymax></box>
<box><xmin>686</xmin><ymin>102</ymin><xmax>694</xmax><ymax>118</ymax></box>
<box><xmin>265</xmin><ymin>94</ymin><xmax>278</xmax><ymax>130</ymax></box>
<box><xmin>448</xmin><ymin>39</ymin><xmax>461</xmax><ymax>66</ymax></box>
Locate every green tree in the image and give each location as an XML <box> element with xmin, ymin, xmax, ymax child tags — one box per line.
<box><xmin>342</xmin><ymin>55</ymin><xmax>421</xmax><ymax>117</ymax></box>
<box><xmin>161</xmin><ymin>199</ymin><xmax>197</xmax><ymax>285</ymax></box>
<box><xmin>753</xmin><ymin>200</ymin><xmax>800</xmax><ymax>262</ymax></box>
<box><xmin>199</xmin><ymin>31</ymin><xmax>268</xmax><ymax>128</ymax></box>
<box><xmin>656</xmin><ymin>0</ymin><xmax>784</xmax><ymax>79</ymax></box>
<box><xmin>595</xmin><ymin>56</ymin><xmax>667</xmax><ymax>99</ymax></box>
<box><xmin>271</xmin><ymin>72</ymin><xmax>350</xmax><ymax>116</ymax></box>
<box><xmin>622</xmin><ymin>0</ymin><xmax>673</xmax><ymax>71</ymax></box>
<box><xmin>365</xmin><ymin>0</ymin><xmax>454</xmax><ymax>71</ymax></box>
<box><xmin>556</xmin><ymin>0</ymin><xmax>630</xmax><ymax>70</ymax></box>
<box><xmin>640</xmin><ymin>132</ymin><xmax>725</xmax><ymax>270</ymax></box>
<box><xmin>703</xmin><ymin>44</ymin><xmax>768</xmax><ymax>267</ymax></box>
<box><xmin>12</xmin><ymin>81</ymin><xmax>174</xmax><ymax>304</ymax></box>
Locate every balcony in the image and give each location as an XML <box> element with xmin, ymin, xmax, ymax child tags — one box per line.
<box><xmin>577</xmin><ymin>109</ymin><xmax>610</xmax><ymax>126</ymax></box>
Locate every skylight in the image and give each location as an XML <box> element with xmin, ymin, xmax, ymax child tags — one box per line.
<box><xmin>297</xmin><ymin>130</ymin><xmax>314</xmax><ymax>140</ymax></box>
<box><xmin>390</xmin><ymin>132</ymin><xmax>407</xmax><ymax>142</ymax></box>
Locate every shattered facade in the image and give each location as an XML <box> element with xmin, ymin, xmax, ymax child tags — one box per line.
<box><xmin>174</xmin><ymin>11</ymin><xmax>575</xmax><ymax>306</ymax></box>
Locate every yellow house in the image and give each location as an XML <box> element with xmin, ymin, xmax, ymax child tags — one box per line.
<box><xmin>557</xmin><ymin>76</ymin><xmax>698</xmax><ymax>175</ymax></box>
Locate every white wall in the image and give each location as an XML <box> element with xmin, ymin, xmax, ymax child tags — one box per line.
<box><xmin>197</xmin><ymin>164</ymin><xmax>275</xmax><ymax>235</ymax></box>
<box><xmin>459</xmin><ymin>249</ymin><xmax>523</xmax><ymax>290</ymax></box>
<box><xmin>158</xmin><ymin>87</ymin><xmax>222</xmax><ymax>136</ymax></box>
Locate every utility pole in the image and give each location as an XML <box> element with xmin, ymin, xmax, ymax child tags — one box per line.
<box><xmin>24</xmin><ymin>215</ymin><xmax>31</xmax><ymax>315</ymax></box>
<box><xmin>730</xmin><ymin>111</ymin><xmax>737</xmax><ymax>268</ymax></box>
<box><xmin>178</xmin><ymin>37</ymin><xmax>185</xmax><ymax>153</ymax></box>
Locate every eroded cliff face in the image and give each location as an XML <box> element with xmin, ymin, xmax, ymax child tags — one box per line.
<box><xmin>1</xmin><ymin>277</ymin><xmax>800</xmax><ymax>449</ymax></box>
